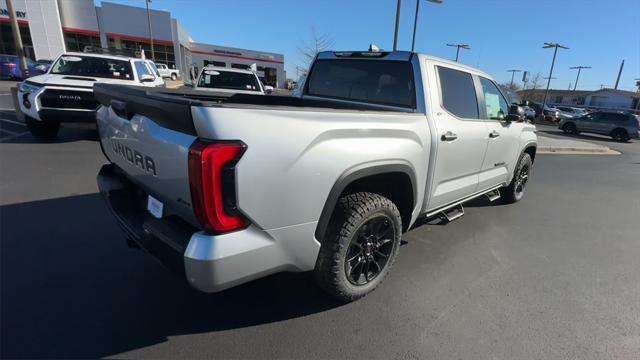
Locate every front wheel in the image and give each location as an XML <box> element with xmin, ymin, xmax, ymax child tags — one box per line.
<box><xmin>170</xmin><ymin>73</ymin><xmax>177</xmax><ymax>81</ymax></box>
<box><xmin>500</xmin><ymin>153</ymin><xmax>532</xmax><ymax>204</ymax></box>
<box><xmin>25</xmin><ymin>116</ymin><xmax>59</xmax><ymax>139</ymax></box>
<box><xmin>562</xmin><ymin>122</ymin><xmax>577</xmax><ymax>134</ymax></box>
<box><xmin>314</xmin><ymin>192</ymin><xmax>402</xmax><ymax>302</ymax></box>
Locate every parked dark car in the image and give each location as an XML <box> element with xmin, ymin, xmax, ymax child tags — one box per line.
<box><xmin>0</xmin><ymin>55</ymin><xmax>47</xmax><ymax>80</ymax></box>
<box><xmin>558</xmin><ymin>111</ymin><xmax>640</xmax><ymax>142</ymax></box>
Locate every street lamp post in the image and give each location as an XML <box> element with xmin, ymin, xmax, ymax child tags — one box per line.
<box><xmin>570</xmin><ymin>66</ymin><xmax>591</xmax><ymax>91</ymax></box>
<box><xmin>541</xmin><ymin>42</ymin><xmax>569</xmax><ymax>113</ymax></box>
<box><xmin>145</xmin><ymin>0</ymin><xmax>155</xmax><ymax>60</ymax></box>
<box><xmin>410</xmin><ymin>0</ymin><xmax>442</xmax><ymax>52</ymax></box>
<box><xmin>507</xmin><ymin>69</ymin><xmax>522</xmax><ymax>88</ymax></box>
<box><xmin>446</xmin><ymin>43</ymin><xmax>470</xmax><ymax>62</ymax></box>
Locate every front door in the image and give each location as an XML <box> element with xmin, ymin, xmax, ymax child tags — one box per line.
<box><xmin>477</xmin><ymin>76</ymin><xmax>522</xmax><ymax>190</ymax></box>
<box><xmin>428</xmin><ymin>65</ymin><xmax>489</xmax><ymax>211</ymax></box>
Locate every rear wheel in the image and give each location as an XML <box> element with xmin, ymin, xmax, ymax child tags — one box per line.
<box><xmin>500</xmin><ymin>153</ymin><xmax>532</xmax><ymax>204</ymax></box>
<box><xmin>611</xmin><ymin>129</ymin><xmax>629</xmax><ymax>142</ymax></box>
<box><xmin>25</xmin><ymin>116</ymin><xmax>59</xmax><ymax>139</ymax></box>
<box><xmin>314</xmin><ymin>192</ymin><xmax>402</xmax><ymax>302</ymax></box>
<box><xmin>562</xmin><ymin>122</ymin><xmax>577</xmax><ymax>134</ymax></box>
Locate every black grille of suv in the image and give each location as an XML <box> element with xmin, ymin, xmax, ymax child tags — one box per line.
<box><xmin>39</xmin><ymin>89</ymin><xmax>100</xmax><ymax>110</ymax></box>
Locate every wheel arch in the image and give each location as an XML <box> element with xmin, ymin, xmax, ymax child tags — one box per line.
<box><xmin>523</xmin><ymin>143</ymin><xmax>537</xmax><ymax>164</ymax></box>
<box><xmin>315</xmin><ymin>163</ymin><xmax>417</xmax><ymax>242</ymax></box>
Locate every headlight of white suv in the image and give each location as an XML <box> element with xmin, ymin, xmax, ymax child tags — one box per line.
<box><xmin>18</xmin><ymin>82</ymin><xmax>41</xmax><ymax>94</ymax></box>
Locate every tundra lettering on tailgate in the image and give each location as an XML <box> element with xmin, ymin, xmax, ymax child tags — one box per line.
<box><xmin>109</xmin><ymin>139</ymin><xmax>156</xmax><ymax>176</ymax></box>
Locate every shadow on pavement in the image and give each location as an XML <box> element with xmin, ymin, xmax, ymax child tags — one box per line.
<box><xmin>0</xmin><ymin>193</ymin><xmax>342</xmax><ymax>358</ymax></box>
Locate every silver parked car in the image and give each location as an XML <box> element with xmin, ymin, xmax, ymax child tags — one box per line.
<box><xmin>559</xmin><ymin>111</ymin><xmax>640</xmax><ymax>142</ymax></box>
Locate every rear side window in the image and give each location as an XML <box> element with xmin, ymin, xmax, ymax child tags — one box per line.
<box><xmin>437</xmin><ymin>66</ymin><xmax>479</xmax><ymax>119</ymax></box>
<box><xmin>306</xmin><ymin>60</ymin><xmax>415</xmax><ymax>108</ymax></box>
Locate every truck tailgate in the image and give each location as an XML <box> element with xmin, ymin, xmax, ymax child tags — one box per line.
<box><xmin>95</xmin><ymin>86</ymin><xmax>199</xmax><ymax>227</ymax></box>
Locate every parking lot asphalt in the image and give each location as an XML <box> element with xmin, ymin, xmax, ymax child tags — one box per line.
<box><xmin>1</xmin><ymin>93</ymin><xmax>640</xmax><ymax>359</ymax></box>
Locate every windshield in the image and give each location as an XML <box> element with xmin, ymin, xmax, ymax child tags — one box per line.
<box><xmin>50</xmin><ymin>55</ymin><xmax>133</xmax><ymax>80</ymax></box>
<box><xmin>147</xmin><ymin>62</ymin><xmax>161</xmax><ymax>77</ymax></box>
<box><xmin>197</xmin><ymin>70</ymin><xmax>261</xmax><ymax>91</ymax></box>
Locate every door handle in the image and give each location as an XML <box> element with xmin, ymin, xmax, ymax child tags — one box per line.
<box><xmin>441</xmin><ymin>131</ymin><xmax>458</xmax><ymax>141</ymax></box>
<box><xmin>489</xmin><ymin>131</ymin><xmax>500</xmax><ymax>138</ymax></box>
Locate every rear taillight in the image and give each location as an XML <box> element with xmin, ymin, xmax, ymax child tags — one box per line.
<box><xmin>188</xmin><ymin>140</ymin><xmax>247</xmax><ymax>233</ymax></box>
<box><xmin>5</xmin><ymin>63</ymin><xmax>17</xmax><ymax>68</ymax></box>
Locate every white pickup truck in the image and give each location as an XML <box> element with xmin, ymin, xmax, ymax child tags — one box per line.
<box><xmin>156</xmin><ymin>63</ymin><xmax>180</xmax><ymax>81</ymax></box>
<box><xmin>95</xmin><ymin>50</ymin><xmax>537</xmax><ymax>302</ymax></box>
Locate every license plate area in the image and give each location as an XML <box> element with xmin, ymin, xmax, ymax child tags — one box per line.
<box><xmin>147</xmin><ymin>195</ymin><xmax>164</xmax><ymax>219</ymax></box>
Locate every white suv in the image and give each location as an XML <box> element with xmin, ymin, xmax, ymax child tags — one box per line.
<box><xmin>16</xmin><ymin>52</ymin><xmax>165</xmax><ymax>139</ymax></box>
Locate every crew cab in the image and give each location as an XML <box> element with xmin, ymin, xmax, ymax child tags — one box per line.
<box><xmin>94</xmin><ymin>51</ymin><xmax>537</xmax><ymax>301</ymax></box>
<box><xmin>156</xmin><ymin>63</ymin><xmax>180</xmax><ymax>81</ymax></box>
<box><xmin>16</xmin><ymin>51</ymin><xmax>165</xmax><ymax>139</ymax></box>
<box><xmin>193</xmin><ymin>66</ymin><xmax>266</xmax><ymax>95</ymax></box>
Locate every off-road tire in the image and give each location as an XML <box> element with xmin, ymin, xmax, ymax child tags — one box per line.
<box><xmin>25</xmin><ymin>116</ymin><xmax>60</xmax><ymax>139</ymax></box>
<box><xmin>313</xmin><ymin>192</ymin><xmax>402</xmax><ymax>302</ymax></box>
<box><xmin>500</xmin><ymin>152</ymin><xmax>532</xmax><ymax>204</ymax></box>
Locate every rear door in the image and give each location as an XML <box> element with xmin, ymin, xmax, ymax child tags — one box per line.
<box><xmin>477</xmin><ymin>76</ymin><xmax>522</xmax><ymax>190</ymax></box>
<box><xmin>427</xmin><ymin>65</ymin><xmax>488</xmax><ymax>210</ymax></box>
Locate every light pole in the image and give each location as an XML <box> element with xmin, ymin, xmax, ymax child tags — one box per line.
<box><xmin>541</xmin><ymin>42</ymin><xmax>568</xmax><ymax>112</ymax></box>
<box><xmin>446</xmin><ymin>43</ymin><xmax>470</xmax><ymax>62</ymax></box>
<box><xmin>6</xmin><ymin>0</ymin><xmax>28</xmax><ymax>77</ymax></box>
<box><xmin>507</xmin><ymin>69</ymin><xmax>522</xmax><ymax>88</ymax></box>
<box><xmin>410</xmin><ymin>0</ymin><xmax>443</xmax><ymax>52</ymax></box>
<box><xmin>145</xmin><ymin>0</ymin><xmax>155</xmax><ymax>60</ymax></box>
<box><xmin>570</xmin><ymin>66</ymin><xmax>591</xmax><ymax>91</ymax></box>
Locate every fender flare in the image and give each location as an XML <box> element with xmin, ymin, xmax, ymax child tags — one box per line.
<box><xmin>314</xmin><ymin>162</ymin><xmax>417</xmax><ymax>242</ymax></box>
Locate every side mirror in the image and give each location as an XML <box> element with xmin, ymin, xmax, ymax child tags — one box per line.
<box><xmin>264</xmin><ymin>85</ymin><xmax>274</xmax><ymax>94</ymax></box>
<box><xmin>505</xmin><ymin>104</ymin><xmax>524</xmax><ymax>122</ymax></box>
<box><xmin>35</xmin><ymin>64</ymin><xmax>46</xmax><ymax>72</ymax></box>
<box><xmin>140</xmin><ymin>74</ymin><xmax>155</xmax><ymax>83</ymax></box>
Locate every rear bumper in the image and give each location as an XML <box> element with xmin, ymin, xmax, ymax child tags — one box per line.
<box><xmin>97</xmin><ymin>163</ymin><xmax>316</xmax><ymax>293</ymax></box>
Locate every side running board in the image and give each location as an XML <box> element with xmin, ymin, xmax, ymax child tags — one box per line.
<box><xmin>485</xmin><ymin>189</ymin><xmax>501</xmax><ymax>202</ymax></box>
<box><xmin>440</xmin><ymin>204</ymin><xmax>464</xmax><ymax>223</ymax></box>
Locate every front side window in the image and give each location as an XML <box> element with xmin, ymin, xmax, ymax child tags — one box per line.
<box><xmin>50</xmin><ymin>55</ymin><xmax>133</xmax><ymax>80</ymax></box>
<box><xmin>437</xmin><ymin>66</ymin><xmax>478</xmax><ymax>119</ymax></box>
<box><xmin>197</xmin><ymin>70</ymin><xmax>261</xmax><ymax>91</ymax></box>
<box><xmin>479</xmin><ymin>77</ymin><xmax>509</xmax><ymax>120</ymax></box>
<box><xmin>306</xmin><ymin>60</ymin><xmax>415</xmax><ymax>108</ymax></box>
<box><xmin>134</xmin><ymin>61</ymin><xmax>152</xmax><ymax>79</ymax></box>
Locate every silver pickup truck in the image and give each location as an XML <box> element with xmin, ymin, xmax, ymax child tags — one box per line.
<box><xmin>95</xmin><ymin>50</ymin><xmax>537</xmax><ymax>302</ymax></box>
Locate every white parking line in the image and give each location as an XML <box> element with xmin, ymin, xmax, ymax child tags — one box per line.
<box><xmin>0</xmin><ymin>107</ymin><xmax>16</xmax><ymax>111</ymax></box>
<box><xmin>0</xmin><ymin>118</ymin><xmax>26</xmax><ymax>126</ymax></box>
<box><xmin>0</xmin><ymin>93</ymin><xmax>11</xmax><ymax>96</ymax></box>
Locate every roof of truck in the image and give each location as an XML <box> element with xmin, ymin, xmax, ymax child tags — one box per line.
<box><xmin>316</xmin><ymin>50</ymin><xmax>492</xmax><ymax>79</ymax></box>
<box><xmin>59</xmin><ymin>52</ymin><xmax>139</xmax><ymax>62</ymax></box>
<box><xmin>201</xmin><ymin>66</ymin><xmax>256</xmax><ymax>74</ymax></box>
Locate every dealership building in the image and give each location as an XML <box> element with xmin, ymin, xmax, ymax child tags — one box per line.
<box><xmin>0</xmin><ymin>0</ymin><xmax>285</xmax><ymax>87</ymax></box>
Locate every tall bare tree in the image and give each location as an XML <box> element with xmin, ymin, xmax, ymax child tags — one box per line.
<box><xmin>297</xmin><ymin>27</ymin><xmax>334</xmax><ymax>74</ymax></box>
<box><xmin>529</xmin><ymin>72</ymin><xmax>543</xmax><ymax>91</ymax></box>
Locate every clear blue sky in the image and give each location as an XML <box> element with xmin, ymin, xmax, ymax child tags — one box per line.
<box><xmin>101</xmin><ymin>0</ymin><xmax>639</xmax><ymax>91</ymax></box>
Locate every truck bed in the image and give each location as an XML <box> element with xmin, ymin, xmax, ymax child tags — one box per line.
<box><xmin>93</xmin><ymin>83</ymin><xmax>414</xmax><ymax>136</ymax></box>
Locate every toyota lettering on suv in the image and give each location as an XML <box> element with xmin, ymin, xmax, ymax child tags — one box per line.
<box><xmin>94</xmin><ymin>50</ymin><xmax>537</xmax><ymax>302</ymax></box>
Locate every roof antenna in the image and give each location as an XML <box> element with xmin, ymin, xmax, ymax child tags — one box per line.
<box><xmin>369</xmin><ymin>43</ymin><xmax>381</xmax><ymax>52</ymax></box>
